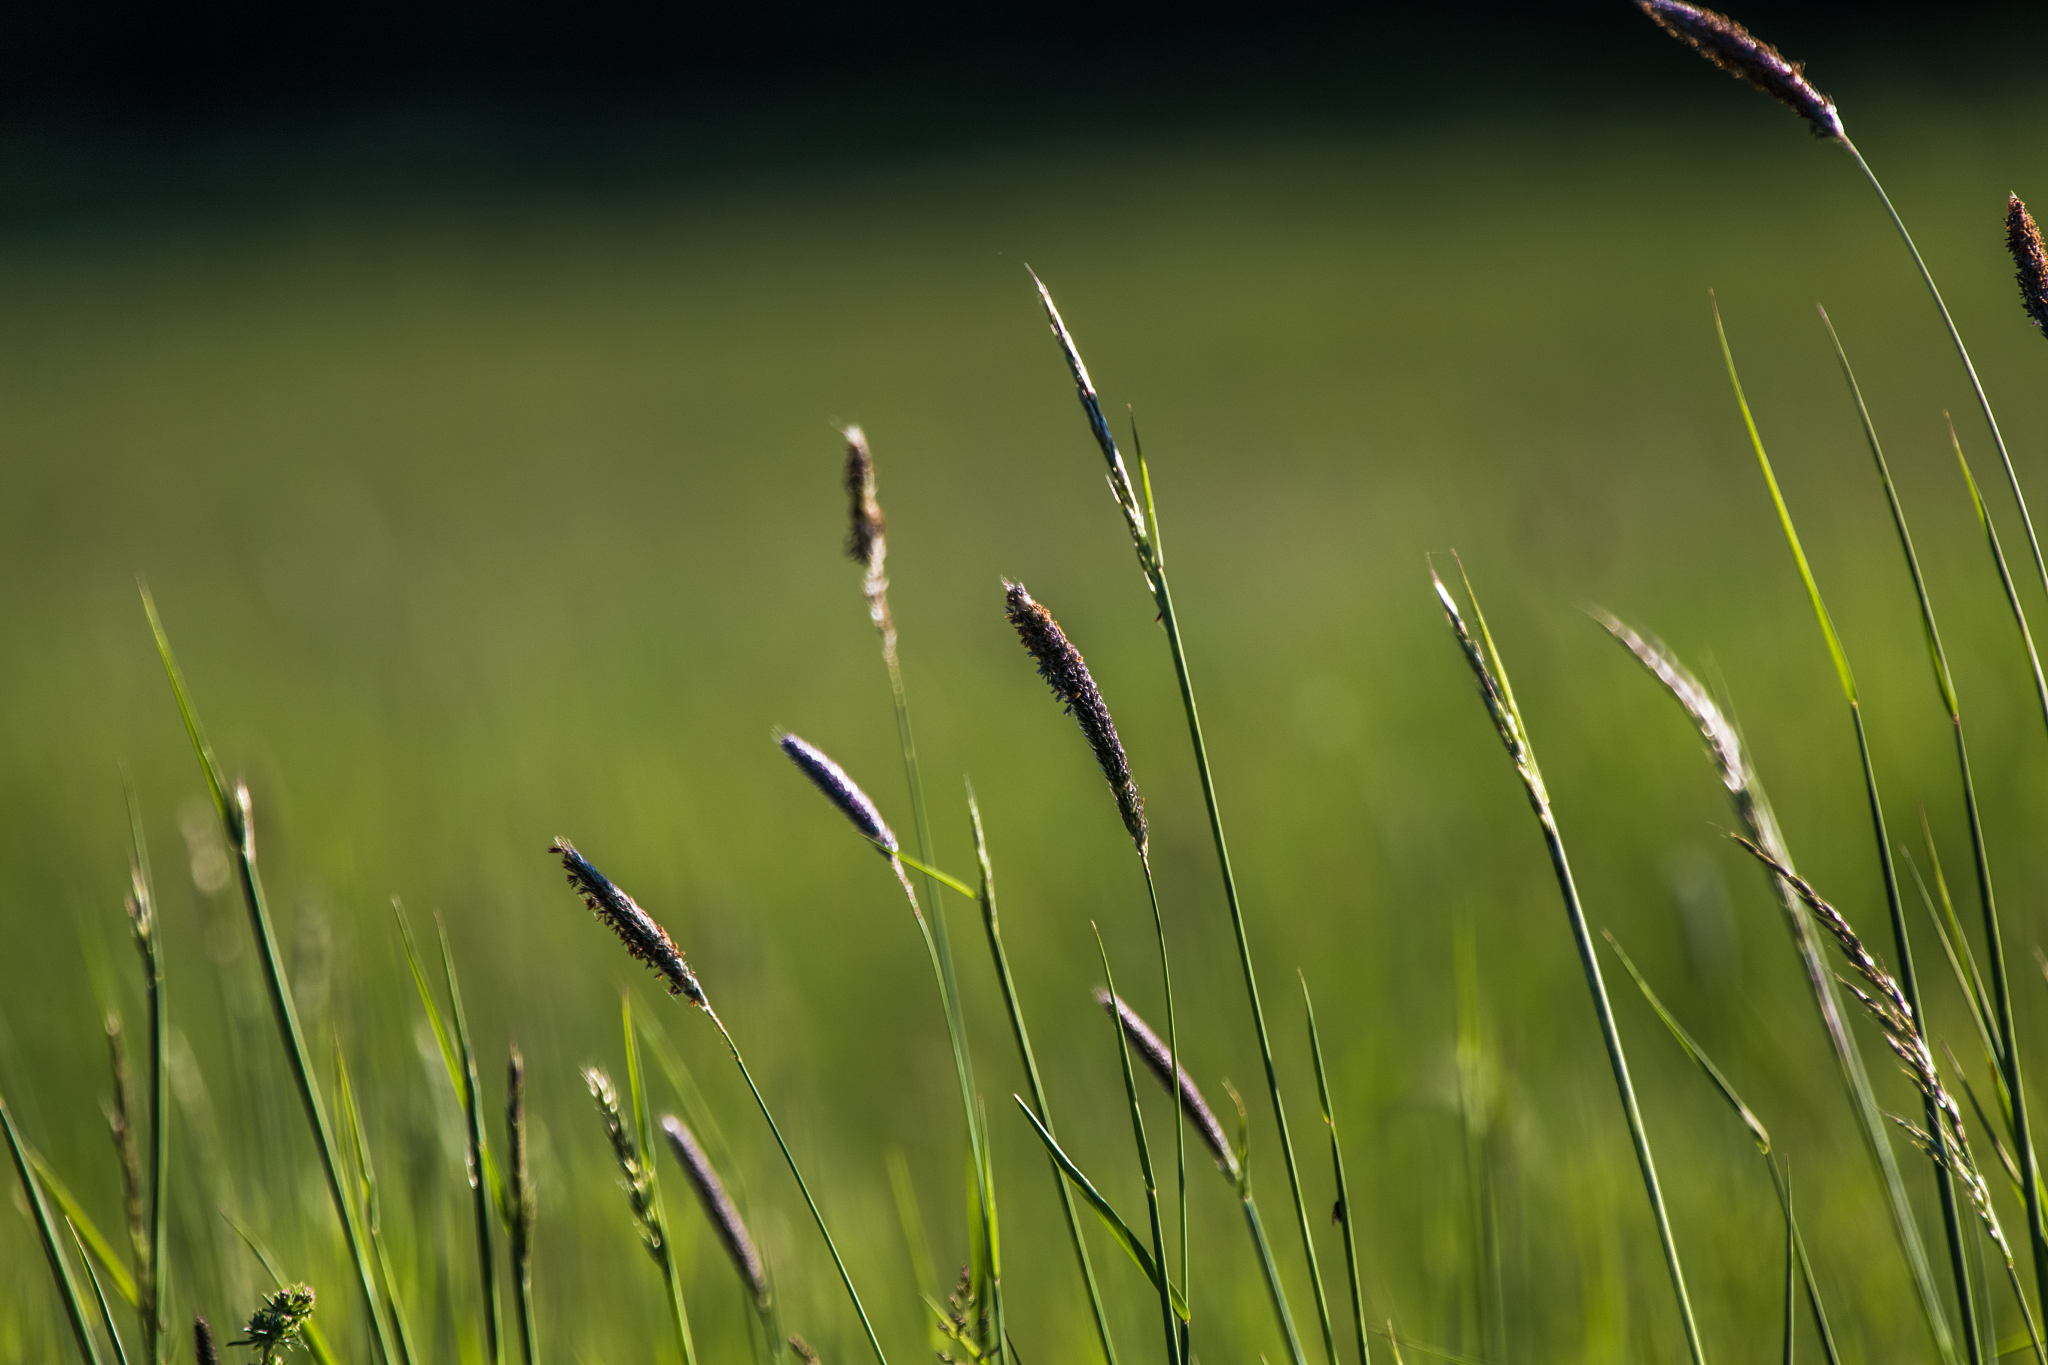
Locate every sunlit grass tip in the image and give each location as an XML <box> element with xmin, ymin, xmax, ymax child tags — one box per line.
<box><xmin>1096</xmin><ymin>989</ymin><xmax>1237</xmax><ymax>1182</ymax></box>
<box><xmin>586</xmin><ymin>1067</ymin><xmax>665</xmax><ymax>1262</ymax></box>
<box><xmin>551</xmin><ymin>840</ymin><xmax>707</xmax><ymax>1007</ymax></box>
<box><xmin>1636</xmin><ymin>0</ymin><xmax>1844</xmax><ymax>140</ymax></box>
<box><xmin>776</xmin><ymin>731</ymin><xmax>900</xmax><ymax>854</ymax></box>
<box><xmin>1003</xmin><ymin>580</ymin><xmax>1147</xmax><ymax>855</ymax></box>
<box><xmin>2009</xmin><ymin>195</ymin><xmax>2048</xmax><ymax>337</ymax></box>
<box><xmin>662</xmin><ymin>1114</ymin><xmax>769</xmax><ymax>1306</ymax></box>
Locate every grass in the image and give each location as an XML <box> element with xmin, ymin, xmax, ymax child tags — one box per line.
<box><xmin>13</xmin><ymin>8</ymin><xmax>2048</xmax><ymax>1362</ymax></box>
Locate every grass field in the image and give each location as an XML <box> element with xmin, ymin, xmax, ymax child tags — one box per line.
<box><xmin>5</xmin><ymin>47</ymin><xmax>2048</xmax><ymax>1364</ymax></box>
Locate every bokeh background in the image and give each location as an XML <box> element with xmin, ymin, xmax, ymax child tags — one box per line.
<box><xmin>5</xmin><ymin>2</ymin><xmax>2048</xmax><ymax>1361</ymax></box>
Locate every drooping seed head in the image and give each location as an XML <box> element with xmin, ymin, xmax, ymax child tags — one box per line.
<box><xmin>2009</xmin><ymin>196</ymin><xmax>2048</xmax><ymax>337</ymax></box>
<box><xmin>1096</xmin><ymin>989</ymin><xmax>1238</xmax><ymax>1182</ymax></box>
<box><xmin>551</xmin><ymin>841</ymin><xmax>707</xmax><ymax>1007</ymax></box>
<box><xmin>1638</xmin><ymin>1</ymin><xmax>1844</xmax><ymax>141</ymax></box>
<box><xmin>1004</xmin><ymin>581</ymin><xmax>1147</xmax><ymax>855</ymax></box>
<box><xmin>662</xmin><ymin>1114</ymin><xmax>768</xmax><ymax>1304</ymax></box>
<box><xmin>777</xmin><ymin>731</ymin><xmax>899</xmax><ymax>854</ymax></box>
<box><xmin>586</xmin><ymin>1066</ymin><xmax>664</xmax><ymax>1263</ymax></box>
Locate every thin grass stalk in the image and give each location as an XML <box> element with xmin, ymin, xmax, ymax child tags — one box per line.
<box><xmin>1029</xmin><ymin>279</ymin><xmax>1325</xmax><ymax>1360</ymax></box>
<box><xmin>966</xmin><ymin>792</ymin><xmax>1120</xmax><ymax>1365</ymax></box>
<box><xmin>122</xmin><ymin>788</ymin><xmax>168</xmax><ymax>1365</ymax></box>
<box><xmin>1</xmin><ymin>1088</ymin><xmax>106</xmax><ymax>1365</ymax></box>
<box><xmin>624</xmin><ymin>997</ymin><xmax>698</xmax><ymax>1365</ymax></box>
<box><xmin>70</xmin><ymin>1220</ymin><xmax>131</xmax><ymax>1365</ymax></box>
<box><xmin>140</xmin><ymin>590</ymin><xmax>394</xmax><ymax>1365</ymax></box>
<box><xmin>702</xmin><ymin>1006</ymin><xmax>891</xmax><ymax>1365</ymax></box>
<box><xmin>1593</xmin><ymin>611</ymin><xmax>1954</xmax><ymax>1361</ymax></box>
<box><xmin>1301</xmin><ymin>976</ymin><xmax>1370</xmax><ymax>1365</ymax></box>
<box><xmin>506</xmin><ymin>1046</ymin><xmax>538</xmax><ymax>1365</ymax></box>
<box><xmin>1093</xmin><ymin>927</ymin><xmax>1182</xmax><ymax>1365</ymax></box>
<box><xmin>1716</xmin><ymin>300</ymin><xmax>1984</xmax><ymax>1359</ymax></box>
<box><xmin>1953</xmin><ymin>428</ymin><xmax>2048</xmax><ymax>736</ymax></box>
<box><xmin>1434</xmin><ymin>563</ymin><xmax>1705</xmax><ymax>1365</ymax></box>
<box><xmin>435</xmin><ymin>916</ymin><xmax>503</xmax><ymax>1365</ymax></box>
<box><xmin>332</xmin><ymin>1036</ymin><xmax>419</xmax><ymax>1365</ymax></box>
<box><xmin>844</xmin><ymin>429</ymin><xmax>1002</xmax><ymax>1357</ymax></box>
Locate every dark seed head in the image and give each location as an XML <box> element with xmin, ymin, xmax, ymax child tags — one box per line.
<box><xmin>1638</xmin><ymin>0</ymin><xmax>1844</xmax><ymax>141</ymax></box>
<box><xmin>1004</xmin><ymin>581</ymin><xmax>1146</xmax><ymax>855</ymax></box>
<box><xmin>2010</xmin><ymin>196</ymin><xmax>2048</xmax><ymax>337</ymax></box>
<box><xmin>777</xmin><ymin>731</ymin><xmax>898</xmax><ymax>854</ymax></box>
<box><xmin>662</xmin><ymin>1115</ymin><xmax>768</xmax><ymax>1305</ymax></box>
<box><xmin>843</xmin><ymin>426</ymin><xmax>886</xmax><ymax>572</ymax></box>
<box><xmin>551</xmin><ymin>841</ymin><xmax>707</xmax><ymax>1007</ymax></box>
<box><xmin>1096</xmin><ymin>989</ymin><xmax>1238</xmax><ymax>1182</ymax></box>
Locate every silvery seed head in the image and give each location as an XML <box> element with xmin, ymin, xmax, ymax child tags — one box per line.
<box><xmin>552</xmin><ymin>841</ymin><xmax>707</xmax><ymax>1007</ymax></box>
<box><xmin>777</xmin><ymin>731</ymin><xmax>898</xmax><ymax>854</ymax></box>
<box><xmin>662</xmin><ymin>1115</ymin><xmax>768</xmax><ymax>1305</ymax></box>
<box><xmin>1004</xmin><ymin>581</ymin><xmax>1147</xmax><ymax>855</ymax></box>
<box><xmin>1638</xmin><ymin>0</ymin><xmax>1844</xmax><ymax>141</ymax></box>
<box><xmin>1096</xmin><ymin>989</ymin><xmax>1238</xmax><ymax>1182</ymax></box>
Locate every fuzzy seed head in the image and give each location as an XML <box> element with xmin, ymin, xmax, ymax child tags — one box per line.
<box><xmin>843</xmin><ymin>426</ymin><xmax>886</xmax><ymax>571</ymax></box>
<box><xmin>1096</xmin><ymin>989</ymin><xmax>1238</xmax><ymax>1182</ymax></box>
<box><xmin>2009</xmin><ymin>196</ymin><xmax>2048</xmax><ymax>337</ymax></box>
<box><xmin>586</xmin><ymin>1066</ymin><xmax>664</xmax><ymax>1262</ymax></box>
<box><xmin>1638</xmin><ymin>1</ymin><xmax>1844</xmax><ymax>141</ymax></box>
<box><xmin>663</xmin><ymin>1114</ymin><xmax>768</xmax><ymax>1304</ymax></box>
<box><xmin>194</xmin><ymin>1317</ymin><xmax>221</xmax><ymax>1365</ymax></box>
<box><xmin>551</xmin><ymin>841</ymin><xmax>707</xmax><ymax>1007</ymax></box>
<box><xmin>231</xmin><ymin>1285</ymin><xmax>315</xmax><ymax>1363</ymax></box>
<box><xmin>777</xmin><ymin>731</ymin><xmax>899</xmax><ymax>853</ymax></box>
<box><xmin>1004</xmin><ymin>581</ymin><xmax>1146</xmax><ymax>854</ymax></box>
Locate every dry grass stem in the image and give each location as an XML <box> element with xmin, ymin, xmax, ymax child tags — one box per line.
<box><xmin>552</xmin><ymin>841</ymin><xmax>707</xmax><ymax>1007</ymax></box>
<box><xmin>1004</xmin><ymin>581</ymin><xmax>1147</xmax><ymax>854</ymax></box>
<box><xmin>1637</xmin><ymin>0</ymin><xmax>1843</xmax><ymax>139</ymax></box>
<box><xmin>1097</xmin><ymin>990</ymin><xmax>1238</xmax><ymax>1183</ymax></box>
<box><xmin>2009</xmin><ymin>196</ymin><xmax>2048</xmax><ymax>337</ymax></box>
<box><xmin>662</xmin><ymin>1115</ymin><xmax>768</xmax><ymax>1305</ymax></box>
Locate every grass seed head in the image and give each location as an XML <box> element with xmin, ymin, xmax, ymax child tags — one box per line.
<box><xmin>2009</xmin><ymin>195</ymin><xmax>2048</xmax><ymax>336</ymax></box>
<box><xmin>790</xmin><ymin>1334</ymin><xmax>823</xmax><ymax>1364</ymax></box>
<box><xmin>194</xmin><ymin>1316</ymin><xmax>220</xmax><ymax>1365</ymax></box>
<box><xmin>1004</xmin><ymin>581</ymin><xmax>1147</xmax><ymax>855</ymax></box>
<box><xmin>1096</xmin><ymin>989</ymin><xmax>1239</xmax><ymax>1181</ymax></box>
<box><xmin>230</xmin><ymin>1284</ymin><xmax>315</xmax><ymax>1364</ymax></box>
<box><xmin>508</xmin><ymin>1045</ymin><xmax>536</xmax><ymax>1247</ymax></box>
<box><xmin>777</xmin><ymin>731</ymin><xmax>899</xmax><ymax>854</ymax></box>
<box><xmin>586</xmin><ymin>1066</ymin><xmax>664</xmax><ymax>1263</ymax></box>
<box><xmin>551</xmin><ymin>841</ymin><xmax>707</xmax><ymax>1007</ymax></box>
<box><xmin>662</xmin><ymin>1114</ymin><xmax>768</xmax><ymax>1305</ymax></box>
<box><xmin>843</xmin><ymin>425</ymin><xmax>886</xmax><ymax>572</ymax></box>
<box><xmin>1637</xmin><ymin>0</ymin><xmax>1844</xmax><ymax>140</ymax></box>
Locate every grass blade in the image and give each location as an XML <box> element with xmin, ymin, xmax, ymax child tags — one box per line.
<box><xmin>1435</xmin><ymin>562</ymin><xmax>1704</xmax><ymax>1365</ymax></box>
<box><xmin>505</xmin><ymin>1045</ymin><xmax>539</xmax><ymax>1365</ymax></box>
<box><xmin>2</xmin><ymin>1090</ymin><xmax>106</xmax><ymax>1365</ymax></box>
<box><xmin>68</xmin><ymin>1220</ymin><xmax>130</xmax><ymax>1365</ymax></box>
<box><xmin>332</xmin><ymin>1035</ymin><xmax>419</xmax><ymax>1365</ymax></box>
<box><xmin>121</xmin><ymin>785</ymin><xmax>167</xmax><ymax>1365</ymax></box>
<box><xmin>625</xmin><ymin>994</ymin><xmax>697</xmax><ymax>1365</ymax></box>
<box><xmin>968</xmin><ymin>791</ymin><xmax>1119</xmax><ymax>1365</ymax></box>
<box><xmin>219</xmin><ymin>1209</ymin><xmax>340</xmax><ymax>1365</ymax></box>
<box><xmin>438</xmin><ymin>915</ymin><xmax>504</xmax><ymax>1365</ymax></box>
<box><xmin>27</xmin><ymin>1149</ymin><xmax>140</xmax><ymax>1306</ymax></box>
<box><xmin>141</xmin><ymin>589</ymin><xmax>394</xmax><ymax>1365</ymax></box>
<box><xmin>1302</xmin><ymin>974</ymin><xmax>1369</xmax><ymax>1365</ymax></box>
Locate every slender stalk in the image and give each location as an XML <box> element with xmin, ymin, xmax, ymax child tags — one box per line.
<box><xmin>1</xmin><ymin>1088</ymin><xmax>106</xmax><ymax>1365</ymax></box>
<box><xmin>122</xmin><ymin>789</ymin><xmax>169</xmax><ymax>1365</ymax></box>
<box><xmin>1137</xmin><ymin>854</ymin><xmax>1188</xmax><ymax>1353</ymax></box>
<box><xmin>967</xmin><ymin>793</ymin><xmax>1119</xmax><ymax>1365</ymax></box>
<box><xmin>703</xmin><ymin>1007</ymin><xmax>891</xmax><ymax>1365</ymax></box>
<box><xmin>1302</xmin><ymin>977</ymin><xmax>1369</xmax><ymax>1365</ymax></box>
<box><xmin>507</xmin><ymin>1046</ymin><xmax>539</xmax><ymax>1365</ymax></box>
<box><xmin>437</xmin><ymin>917</ymin><xmax>503</xmax><ymax>1365</ymax></box>
<box><xmin>141</xmin><ymin>590</ymin><xmax>394</xmax><ymax>1365</ymax></box>
<box><xmin>69</xmin><ymin>1220</ymin><xmax>130</xmax><ymax>1365</ymax></box>
<box><xmin>623</xmin><ymin>997</ymin><xmax>697</xmax><ymax>1365</ymax></box>
<box><xmin>1033</xmin><ymin>275</ymin><xmax>1328</xmax><ymax>1363</ymax></box>
<box><xmin>1954</xmin><ymin>430</ymin><xmax>2048</xmax><ymax>736</ymax></box>
<box><xmin>1093</xmin><ymin>927</ymin><xmax>1182</xmax><ymax>1365</ymax></box>
<box><xmin>1435</xmin><ymin>565</ymin><xmax>1705</xmax><ymax>1365</ymax></box>
<box><xmin>333</xmin><ymin>1036</ymin><xmax>420</xmax><ymax>1365</ymax></box>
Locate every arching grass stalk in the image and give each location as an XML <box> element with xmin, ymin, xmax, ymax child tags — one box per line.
<box><xmin>141</xmin><ymin>589</ymin><xmax>395</xmax><ymax>1365</ymax></box>
<box><xmin>842</xmin><ymin>429</ymin><xmax>1003</xmax><ymax>1358</ymax></box>
<box><xmin>1301</xmin><ymin>976</ymin><xmax>1370</xmax><ymax>1365</ymax></box>
<box><xmin>964</xmin><ymin>790</ymin><xmax>1120</xmax><ymax>1365</ymax></box>
<box><xmin>1715</xmin><ymin>299</ymin><xmax>1982</xmax><ymax>1360</ymax></box>
<box><xmin>778</xmin><ymin>730</ymin><xmax>999</xmax><ymax>1357</ymax></box>
<box><xmin>1594</xmin><ymin>607</ymin><xmax>1955</xmax><ymax>1362</ymax></box>
<box><xmin>1604</xmin><ymin>933</ymin><xmax>1841</xmax><ymax>1365</ymax></box>
<box><xmin>1024</xmin><ymin>279</ymin><xmax>1300</xmax><ymax>1349</ymax></box>
<box><xmin>1433</xmin><ymin>561</ymin><xmax>1705</xmax><ymax>1365</ymax></box>
<box><xmin>549</xmin><ymin>841</ymin><xmax>890</xmax><ymax>1365</ymax></box>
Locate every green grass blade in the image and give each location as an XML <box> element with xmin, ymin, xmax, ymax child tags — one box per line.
<box><xmin>1435</xmin><ymin>565</ymin><xmax>1704</xmax><ymax>1365</ymax></box>
<box><xmin>438</xmin><ymin>915</ymin><xmax>504</xmax><ymax>1365</ymax></box>
<box><xmin>625</xmin><ymin>995</ymin><xmax>696</xmax><ymax>1365</ymax></box>
<box><xmin>504</xmin><ymin>1045</ymin><xmax>539</xmax><ymax>1365</ymax></box>
<box><xmin>333</xmin><ymin>1035</ymin><xmax>419</xmax><ymax>1365</ymax></box>
<box><xmin>122</xmin><ymin>782</ymin><xmax>167</xmax><ymax>1365</ymax></box>
<box><xmin>68</xmin><ymin>1220</ymin><xmax>130</xmax><ymax>1365</ymax></box>
<box><xmin>967</xmin><ymin>791</ymin><xmax>1117</xmax><ymax>1364</ymax></box>
<box><xmin>28</xmin><ymin>1150</ymin><xmax>140</xmax><ymax>1306</ymax></box>
<box><xmin>3</xmin><ymin>1092</ymin><xmax>106</xmax><ymax>1365</ymax></box>
<box><xmin>1954</xmin><ymin>429</ymin><xmax>2048</xmax><ymax>735</ymax></box>
<box><xmin>1301</xmin><ymin>975</ymin><xmax>1366</xmax><ymax>1365</ymax></box>
<box><xmin>1011</xmin><ymin>1097</ymin><xmax>1189</xmax><ymax>1322</ymax></box>
<box><xmin>142</xmin><ymin>590</ymin><xmax>393</xmax><ymax>1365</ymax></box>
<box><xmin>1604</xmin><ymin>933</ymin><xmax>1769</xmax><ymax>1153</ymax></box>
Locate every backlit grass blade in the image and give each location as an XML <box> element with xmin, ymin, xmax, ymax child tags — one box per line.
<box><xmin>142</xmin><ymin>588</ymin><xmax>394</xmax><ymax>1365</ymax></box>
<box><xmin>3</xmin><ymin>1089</ymin><xmax>106</xmax><ymax>1365</ymax></box>
<box><xmin>68</xmin><ymin>1220</ymin><xmax>130</xmax><ymax>1365</ymax></box>
<box><xmin>27</xmin><ymin>1150</ymin><xmax>139</xmax><ymax>1307</ymax></box>
<box><xmin>624</xmin><ymin>994</ymin><xmax>697</xmax><ymax>1365</ymax></box>
<box><xmin>438</xmin><ymin>915</ymin><xmax>504</xmax><ymax>1365</ymax></box>
<box><xmin>1434</xmin><ymin>562</ymin><xmax>1704</xmax><ymax>1365</ymax></box>
<box><xmin>219</xmin><ymin>1209</ymin><xmax>339</xmax><ymax>1365</ymax></box>
<box><xmin>333</xmin><ymin>1035</ymin><xmax>419</xmax><ymax>1365</ymax></box>
<box><xmin>121</xmin><ymin>784</ymin><xmax>167</xmax><ymax>1365</ymax></box>
<box><xmin>1302</xmin><ymin>974</ymin><xmax>1369</xmax><ymax>1365</ymax></box>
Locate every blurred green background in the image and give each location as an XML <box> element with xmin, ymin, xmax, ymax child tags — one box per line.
<box><xmin>7</xmin><ymin>9</ymin><xmax>2048</xmax><ymax>1362</ymax></box>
